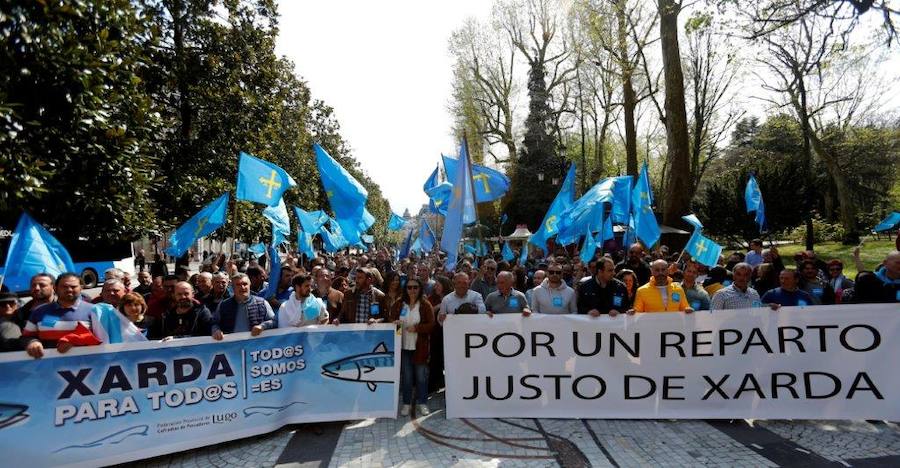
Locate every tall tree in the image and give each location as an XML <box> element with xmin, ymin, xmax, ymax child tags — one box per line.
<box><xmin>657</xmin><ymin>0</ymin><xmax>692</xmax><ymax>227</ymax></box>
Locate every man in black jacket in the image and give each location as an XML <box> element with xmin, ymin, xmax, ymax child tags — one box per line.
<box><xmin>578</xmin><ymin>257</ymin><xmax>631</xmax><ymax>317</ymax></box>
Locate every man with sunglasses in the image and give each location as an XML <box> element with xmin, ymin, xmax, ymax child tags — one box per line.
<box><xmin>471</xmin><ymin>259</ymin><xmax>498</xmax><ymax>299</ymax></box>
<box><xmin>531</xmin><ymin>264</ymin><xmax>577</xmax><ymax>314</ymax></box>
<box><xmin>578</xmin><ymin>257</ymin><xmax>631</xmax><ymax>317</ymax></box>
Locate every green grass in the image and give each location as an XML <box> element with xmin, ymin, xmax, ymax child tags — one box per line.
<box><xmin>776</xmin><ymin>238</ymin><xmax>896</xmax><ymax>279</ymax></box>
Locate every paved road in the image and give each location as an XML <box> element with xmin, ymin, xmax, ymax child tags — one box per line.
<box><xmin>122</xmin><ymin>392</ymin><xmax>900</xmax><ymax>468</ymax></box>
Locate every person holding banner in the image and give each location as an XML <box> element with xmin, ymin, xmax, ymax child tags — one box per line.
<box><xmin>577</xmin><ymin>257</ymin><xmax>630</xmax><ymax>317</ymax></box>
<box><xmin>23</xmin><ymin>273</ymin><xmax>102</xmax><ymax>358</ymax></box>
<box><xmin>335</xmin><ymin>268</ymin><xmax>386</xmax><ymax>325</ymax></box>
<box><xmin>484</xmin><ymin>272</ymin><xmax>531</xmax><ymax>317</ymax></box>
<box><xmin>0</xmin><ymin>292</ymin><xmax>23</xmax><ymax>351</ymax></box>
<box><xmin>628</xmin><ymin>260</ymin><xmax>693</xmax><ymax>314</ymax></box>
<box><xmin>761</xmin><ymin>269</ymin><xmax>815</xmax><ymax>308</ymax></box>
<box><xmin>437</xmin><ymin>272</ymin><xmax>486</xmax><ymax>322</ymax></box>
<box><xmin>710</xmin><ymin>263</ymin><xmax>762</xmax><ymax>311</ymax></box>
<box><xmin>389</xmin><ymin>278</ymin><xmax>435</xmax><ymax>417</ymax></box>
<box><xmin>677</xmin><ymin>262</ymin><xmax>711</xmax><ymax>311</ymax></box>
<box><xmin>277</xmin><ymin>273</ymin><xmax>329</xmax><ymax>327</ymax></box>
<box><xmin>212</xmin><ymin>274</ymin><xmax>275</xmax><ymax>340</ymax></box>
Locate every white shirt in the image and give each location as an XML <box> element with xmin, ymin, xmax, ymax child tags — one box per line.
<box><xmin>439</xmin><ymin>290</ymin><xmax>487</xmax><ymax>315</ymax></box>
<box><xmin>399</xmin><ymin>302</ymin><xmax>420</xmax><ymax>351</ymax></box>
<box><xmin>277</xmin><ymin>294</ymin><xmax>328</xmax><ymax>328</ymax></box>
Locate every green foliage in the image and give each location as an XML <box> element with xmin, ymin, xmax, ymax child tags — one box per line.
<box><xmin>787</xmin><ymin>215</ymin><xmax>845</xmax><ymax>243</ymax></box>
<box><xmin>1</xmin><ymin>0</ymin><xmax>392</xmax><ymax>247</ymax></box>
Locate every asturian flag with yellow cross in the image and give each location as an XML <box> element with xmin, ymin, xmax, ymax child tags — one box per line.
<box><xmin>165</xmin><ymin>192</ymin><xmax>230</xmax><ymax>258</ymax></box>
<box><xmin>236</xmin><ymin>151</ymin><xmax>297</xmax><ymax>206</ymax></box>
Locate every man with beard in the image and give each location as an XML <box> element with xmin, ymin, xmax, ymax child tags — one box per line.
<box><xmin>19</xmin><ymin>273</ymin><xmax>55</xmax><ymax>324</ymax></box>
<box><xmin>277</xmin><ymin>274</ymin><xmax>329</xmax><ymax>327</ymax></box>
<box><xmin>313</xmin><ymin>267</ymin><xmax>343</xmax><ymax>318</ymax></box>
<box><xmin>161</xmin><ymin>282</ymin><xmax>213</xmax><ymax>339</ymax></box>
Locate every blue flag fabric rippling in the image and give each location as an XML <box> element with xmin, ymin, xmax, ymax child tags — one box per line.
<box><xmin>261</xmin><ymin>246</ymin><xmax>281</xmax><ymax>299</ymax></box>
<box><xmin>249</xmin><ymin>243</ymin><xmax>266</xmax><ymax>256</ymax></box>
<box><xmin>314</xmin><ymin>144</ymin><xmax>369</xmax><ymax>245</ymax></box>
<box><xmin>263</xmin><ymin>198</ymin><xmax>291</xmax><ymax>247</ymax></box>
<box><xmin>531</xmin><ymin>164</ymin><xmax>577</xmax><ymax>253</ymax></box>
<box><xmin>440</xmin><ymin>139</ymin><xmax>477</xmax><ymax>271</ymax></box>
<box><xmin>236</xmin><ymin>152</ymin><xmax>296</xmax><ymax>206</ymax></box>
<box><xmin>419</xmin><ymin>221</ymin><xmax>436</xmax><ymax>252</ymax></box>
<box><xmin>631</xmin><ymin>164</ymin><xmax>660</xmax><ymax>247</ymax></box>
<box><xmin>294</xmin><ymin>207</ymin><xmax>329</xmax><ymax>233</ymax></box>
<box><xmin>165</xmin><ymin>193</ymin><xmax>230</xmax><ymax>258</ymax></box>
<box><xmin>682</xmin><ymin>214</ymin><xmax>704</xmax><ymax>231</ymax></box>
<box><xmin>611</xmin><ymin>176</ymin><xmax>633</xmax><ymax>224</ymax></box>
<box><xmin>684</xmin><ymin>230</ymin><xmax>723</xmax><ymax>268</ymax></box>
<box><xmin>874</xmin><ymin>211</ymin><xmax>900</xmax><ymax>232</ymax></box>
<box><xmin>556</xmin><ymin>177</ymin><xmax>616</xmax><ymax>246</ymax></box>
<box><xmin>2</xmin><ymin>213</ymin><xmax>76</xmax><ymax>292</ymax></box>
<box><xmin>518</xmin><ymin>241</ymin><xmax>529</xmax><ymax>266</ymax></box>
<box><xmin>442</xmin><ymin>155</ymin><xmax>510</xmax><ymax>203</ymax></box>
<box><xmin>388</xmin><ymin>213</ymin><xmax>407</xmax><ymax>231</ymax></box>
<box><xmin>399</xmin><ymin>228</ymin><xmax>414</xmax><ymax>259</ymax></box>
<box><xmin>744</xmin><ymin>174</ymin><xmax>768</xmax><ymax>233</ymax></box>
<box><xmin>426</xmin><ymin>182</ymin><xmax>452</xmax><ymax>216</ymax></box>
<box><xmin>580</xmin><ymin>227</ymin><xmax>597</xmax><ymax>264</ymax></box>
<box><xmin>297</xmin><ymin>231</ymin><xmax>315</xmax><ymax>259</ymax></box>
<box><xmin>501</xmin><ymin>242</ymin><xmax>515</xmax><ymax>262</ymax></box>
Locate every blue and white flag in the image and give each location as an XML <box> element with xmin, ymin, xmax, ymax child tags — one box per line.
<box><xmin>90</xmin><ymin>303</ymin><xmax>147</xmax><ymax>343</ymax></box>
<box><xmin>501</xmin><ymin>242</ymin><xmax>515</xmax><ymax>262</ymax></box>
<box><xmin>236</xmin><ymin>152</ymin><xmax>296</xmax><ymax>206</ymax></box>
<box><xmin>682</xmin><ymin>214</ymin><xmax>704</xmax><ymax>231</ymax></box>
<box><xmin>315</xmin><ymin>143</ymin><xmax>369</xmax><ymax>244</ymax></box>
<box><xmin>2</xmin><ymin>213</ymin><xmax>75</xmax><ymax>292</ymax></box>
<box><xmin>744</xmin><ymin>174</ymin><xmax>768</xmax><ymax>233</ymax></box>
<box><xmin>631</xmin><ymin>163</ymin><xmax>660</xmax><ymax>247</ymax></box>
<box><xmin>684</xmin><ymin>230</ymin><xmax>723</xmax><ymax>268</ymax></box>
<box><xmin>531</xmin><ymin>164</ymin><xmax>577</xmax><ymax>253</ymax></box>
<box><xmin>166</xmin><ymin>193</ymin><xmax>230</xmax><ymax>258</ymax></box>
<box><xmin>387</xmin><ymin>213</ymin><xmax>407</xmax><ymax>231</ymax></box>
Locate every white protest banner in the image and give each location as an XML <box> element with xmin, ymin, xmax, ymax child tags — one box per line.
<box><xmin>443</xmin><ymin>304</ymin><xmax>900</xmax><ymax>420</ymax></box>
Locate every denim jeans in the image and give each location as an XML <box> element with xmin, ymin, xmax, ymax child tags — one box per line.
<box><xmin>400</xmin><ymin>349</ymin><xmax>429</xmax><ymax>405</ymax></box>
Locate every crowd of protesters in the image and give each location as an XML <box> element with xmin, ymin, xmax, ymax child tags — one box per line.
<box><xmin>0</xmin><ymin>239</ymin><xmax>897</xmax><ymax>417</ymax></box>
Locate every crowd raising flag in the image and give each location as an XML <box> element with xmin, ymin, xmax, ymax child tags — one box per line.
<box><xmin>388</xmin><ymin>213</ymin><xmax>407</xmax><ymax>231</ymax></box>
<box><xmin>294</xmin><ymin>207</ymin><xmax>329</xmax><ymax>233</ymax></box>
<box><xmin>164</xmin><ymin>193</ymin><xmax>230</xmax><ymax>258</ymax></box>
<box><xmin>314</xmin><ymin>143</ymin><xmax>370</xmax><ymax>245</ymax></box>
<box><xmin>263</xmin><ymin>198</ymin><xmax>291</xmax><ymax>247</ymax></box>
<box><xmin>440</xmin><ymin>138</ymin><xmax>477</xmax><ymax>271</ymax></box>
<box><xmin>236</xmin><ymin>152</ymin><xmax>297</xmax><ymax>206</ymax></box>
<box><xmin>681</xmin><ymin>214</ymin><xmax>723</xmax><ymax>268</ymax></box>
<box><xmin>530</xmin><ymin>164</ymin><xmax>577</xmax><ymax>254</ymax></box>
<box><xmin>631</xmin><ymin>163</ymin><xmax>661</xmax><ymax>247</ymax></box>
<box><xmin>262</xmin><ymin>245</ymin><xmax>281</xmax><ymax>299</ymax></box>
<box><xmin>441</xmin><ymin>154</ymin><xmax>511</xmax><ymax>202</ymax></box>
<box><xmin>744</xmin><ymin>173</ymin><xmax>768</xmax><ymax>233</ymax></box>
<box><xmin>1</xmin><ymin>213</ymin><xmax>76</xmax><ymax>292</ymax></box>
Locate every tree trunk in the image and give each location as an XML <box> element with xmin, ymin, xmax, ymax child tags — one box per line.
<box><xmin>616</xmin><ymin>0</ymin><xmax>638</xmax><ymax>177</ymax></box>
<box><xmin>808</xmin><ymin>132</ymin><xmax>859</xmax><ymax>243</ymax></box>
<box><xmin>658</xmin><ymin>0</ymin><xmax>692</xmax><ymax>227</ymax></box>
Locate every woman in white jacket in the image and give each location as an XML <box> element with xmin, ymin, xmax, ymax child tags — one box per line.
<box><xmin>277</xmin><ymin>273</ymin><xmax>329</xmax><ymax>328</ymax></box>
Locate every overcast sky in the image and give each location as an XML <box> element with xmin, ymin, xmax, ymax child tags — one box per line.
<box><xmin>276</xmin><ymin>0</ymin><xmax>492</xmax><ymax>216</ymax></box>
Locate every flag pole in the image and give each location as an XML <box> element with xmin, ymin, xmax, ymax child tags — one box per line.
<box><xmin>462</xmin><ymin>133</ymin><xmax>481</xmax><ymax>261</ymax></box>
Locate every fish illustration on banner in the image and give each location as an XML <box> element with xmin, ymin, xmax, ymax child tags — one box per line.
<box><xmin>321</xmin><ymin>342</ymin><xmax>395</xmax><ymax>391</ymax></box>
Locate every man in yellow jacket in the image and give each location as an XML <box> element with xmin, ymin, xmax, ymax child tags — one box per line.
<box><xmin>627</xmin><ymin>259</ymin><xmax>694</xmax><ymax>314</ymax></box>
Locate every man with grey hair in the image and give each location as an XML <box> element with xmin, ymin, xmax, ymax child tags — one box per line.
<box><xmin>99</xmin><ymin>279</ymin><xmax>127</xmax><ymax>308</ymax></box>
<box><xmin>104</xmin><ymin>267</ymin><xmax>125</xmax><ymax>282</ymax></box>
<box><xmin>195</xmin><ymin>272</ymin><xmax>213</xmax><ymax>300</ymax></box>
<box><xmin>437</xmin><ymin>272</ymin><xmax>486</xmax><ymax>322</ymax></box>
<box><xmin>203</xmin><ymin>272</ymin><xmax>231</xmax><ymax>313</ymax></box>
<box><xmin>484</xmin><ymin>271</ymin><xmax>531</xmax><ymax>317</ymax></box>
<box><xmin>212</xmin><ymin>273</ymin><xmax>276</xmax><ymax>339</ymax></box>
<box><xmin>710</xmin><ymin>263</ymin><xmax>762</xmax><ymax>311</ymax></box>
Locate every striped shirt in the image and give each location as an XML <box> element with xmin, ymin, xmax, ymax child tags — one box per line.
<box><xmin>710</xmin><ymin>284</ymin><xmax>761</xmax><ymax>311</ymax></box>
<box><xmin>23</xmin><ymin>299</ymin><xmax>101</xmax><ymax>347</ymax></box>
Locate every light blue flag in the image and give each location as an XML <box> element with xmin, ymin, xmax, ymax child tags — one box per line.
<box><xmin>599</xmin><ymin>212</ymin><xmax>615</xmax><ymax>243</ymax></box>
<box><xmin>294</xmin><ymin>207</ymin><xmax>329</xmax><ymax>233</ymax></box>
<box><xmin>399</xmin><ymin>228</ymin><xmax>414</xmax><ymax>259</ymax></box>
<box><xmin>874</xmin><ymin>211</ymin><xmax>900</xmax><ymax>232</ymax></box>
<box><xmin>249</xmin><ymin>243</ymin><xmax>266</xmax><ymax>256</ymax></box>
<box><xmin>314</xmin><ymin>143</ymin><xmax>369</xmax><ymax>245</ymax></box>
<box><xmin>464</xmin><ymin>244</ymin><xmax>478</xmax><ymax>255</ymax></box>
<box><xmin>320</xmin><ymin>219</ymin><xmax>349</xmax><ymax>253</ymax></box>
<box><xmin>622</xmin><ymin>214</ymin><xmax>636</xmax><ymax>248</ymax></box>
<box><xmin>684</xmin><ymin>230</ymin><xmax>723</xmax><ymax>268</ymax></box>
<box><xmin>426</xmin><ymin>181</ymin><xmax>452</xmax><ymax>216</ymax></box>
<box><xmin>682</xmin><ymin>214</ymin><xmax>704</xmax><ymax>231</ymax></box>
<box><xmin>261</xmin><ymin>245</ymin><xmax>281</xmax><ymax>299</ymax></box>
<box><xmin>424</xmin><ymin>165</ymin><xmax>440</xmax><ymax>191</ymax></box>
<box><xmin>359</xmin><ymin>208</ymin><xmax>375</xmax><ymax>233</ymax></box>
<box><xmin>440</xmin><ymin>139</ymin><xmax>477</xmax><ymax>271</ymax></box>
<box><xmin>388</xmin><ymin>213</ymin><xmax>407</xmax><ymax>231</ymax></box>
<box><xmin>297</xmin><ymin>230</ymin><xmax>315</xmax><ymax>259</ymax></box>
<box><xmin>531</xmin><ymin>164</ymin><xmax>577</xmax><ymax>253</ymax></box>
<box><xmin>631</xmin><ymin>164</ymin><xmax>660</xmax><ymax>247</ymax></box>
<box><xmin>90</xmin><ymin>303</ymin><xmax>147</xmax><ymax>343</ymax></box>
<box><xmin>518</xmin><ymin>241</ymin><xmax>529</xmax><ymax>266</ymax></box>
<box><xmin>410</xmin><ymin>237</ymin><xmax>423</xmax><ymax>253</ymax></box>
<box><xmin>442</xmin><ymin>154</ymin><xmax>511</xmax><ymax>202</ymax></box>
<box><xmin>419</xmin><ymin>221</ymin><xmax>436</xmax><ymax>252</ymax></box>
<box><xmin>263</xmin><ymin>197</ymin><xmax>291</xmax><ymax>247</ymax></box>
<box><xmin>2</xmin><ymin>213</ymin><xmax>76</xmax><ymax>292</ymax></box>
<box><xmin>236</xmin><ymin>152</ymin><xmax>297</xmax><ymax>206</ymax></box>
<box><xmin>477</xmin><ymin>238</ymin><xmax>489</xmax><ymax>257</ymax></box>
<box><xmin>556</xmin><ymin>177</ymin><xmax>616</xmax><ymax>246</ymax></box>
<box><xmin>744</xmin><ymin>174</ymin><xmax>767</xmax><ymax>233</ymax></box>
<box><xmin>580</xmin><ymin>227</ymin><xmax>597</xmax><ymax>264</ymax></box>
<box><xmin>362</xmin><ymin>234</ymin><xmax>375</xmax><ymax>244</ymax></box>
<box><xmin>165</xmin><ymin>193</ymin><xmax>230</xmax><ymax>258</ymax></box>
<box><xmin>611</xmin><ymin>176</ymin><xmax>633</xmax><ymax>224</ymax></box>
<box><xmin>501</xmin><ymin>242</ymin><xmax>515</xmax><ymax>262</ymax></box>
